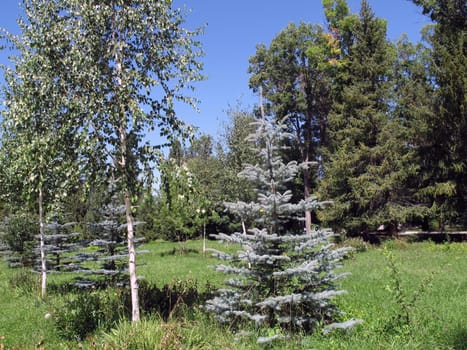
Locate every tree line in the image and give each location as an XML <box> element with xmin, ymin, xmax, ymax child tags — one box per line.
<box><xmin>151</xmin><ymin>0</ymin><xmax>465</xmax><ymax>238</ymax></box>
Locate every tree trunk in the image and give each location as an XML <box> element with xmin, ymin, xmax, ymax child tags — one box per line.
<box><xmin>241</xmin><ymin>220</ymin><xmax>247</xmax><ymax>235</ymax></box>
<box><xmin>112</xmin><ymin>10</ymin><xmax>140</xmax><ymax>321</ymax></box>
<box><xmin>38</xmin><ymin>186</ymin><xmax>47</xmax><ymax>299</ymax></box>
<box><xmin>203</xmin><ymin>221</ymin><xmax>206</xmax><ymax>256</ymax></box>
<box><xmin>303</xmin><ymin>166</ymin><xmax>312</xmax><ymax>234</ymax></box>
<box><xmin>117</xmin><ymin>91</ymin><xmax>140</xmax><ymax>322</ymax></box>
<box><xmin>125</xmin><ymin>190</ymin><xmax>140</xmax><ymax>321</ymax></box>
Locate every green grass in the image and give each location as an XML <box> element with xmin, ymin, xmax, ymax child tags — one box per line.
<box><xmin>0</xmin><ymin>268</ymin><xmax>61</xmax><ymax>349</ymax></box>
<box><xmin>0</xmin><ymin>240</ymin><xmax>466</xmax><ymax>349</ymax></box>
<box><xmin>137</xmin><ymin>239</ymin><xmax>236</xmax><ymax>289</ymax></box>
<box><xmin>309</xmin><ymin>240</ymin><xmax>467</xmax><ymax>349</ymax></box>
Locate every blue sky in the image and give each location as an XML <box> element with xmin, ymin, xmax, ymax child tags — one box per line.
<box><xmin>0</xmin><ymin>0</ymin><xmax>431</xmax><ymax>141</ymax></box>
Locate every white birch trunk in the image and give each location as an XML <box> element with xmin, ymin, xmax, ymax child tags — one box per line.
<box><xmin>39</xmin><ymin>186</ymin><xmax>47</xmax><ymax>298</ymax></box>
<box><xmin>202</xmin><ymin>222</ymin><xmax>206</xmax><ymax>256</ymax></box>
<box><xmin>303</xmin><ymin>158</ymin><xmax>312</xmax><ymax>234</ymax></box>
<box><xmin>112</xmin><ymin>10</ymin><xmax>140</xmax><ymax>321</ymax></box>
<box><xmin>125</xmin><ymin>191</ymin><xmax>140</xmax><ymax>321</ymax></box>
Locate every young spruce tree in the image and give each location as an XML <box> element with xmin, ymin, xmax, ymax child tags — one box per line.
<box><xmin>206</xmin><ymin>117</ymin><xmax>360</xmax><ymax>343</ymax></box>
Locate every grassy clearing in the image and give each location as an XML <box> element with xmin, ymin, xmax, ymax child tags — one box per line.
<box><xmin>0</xmin><ymin>240</ymin><xmax>466</xmax><ymax>349</ymax></box>
<box><xmin>309</xmin><ymin>240</ymin><xmax>467</xmax><ymax>349</ymax></box>
<box><xmin>137</xmin><ymin>239</ymin><xmax>235</xmax><ymax>289</ymax></box>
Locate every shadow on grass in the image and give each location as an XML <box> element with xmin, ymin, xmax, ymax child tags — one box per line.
<box><xmin>48</xmin><ymin>277</ymin><xmax>214</xmax><ymax>322</ymax></box>
<box><xmin>159</xmin><ymin>245</ymin><xmax>200</xmax><ymax>257</ymax></box>
<box><xmin>48</xmin><ymin>278</ymin><xmax>215</xmax><ymax>341</ymax></box>
<box><xmin>447</xmin><ymin>325</ymin><xmax>467</xmax><ymax>350</ymax></box>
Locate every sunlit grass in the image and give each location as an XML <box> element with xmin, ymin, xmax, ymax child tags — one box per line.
<box><xmin>137</xmin><ymin>239</ymin><xmax>239</xmax><ymax>289</ymax></box>
<box><xmin>309</xmin><ymin>241</ymin><xmax>467</xmax><ymax>349</ymax></box>
<box><xmin>0</xmin><ymin>240</ymin><xmax>466</xmax><ymax>349</ymax></box>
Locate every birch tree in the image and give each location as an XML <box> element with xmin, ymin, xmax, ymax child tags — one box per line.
<box><xmin>62</xmin><ymin>0</ymin><xmax>203</xmax><ymax>321</ymax></box>
<box><xmin>2</xmin><ymin>0</ymin><xmax>203</xmax><ymax>320</ymax></box>
<box><xmin>0</xmin><ymin>0</ymin><xmax>81</xmax><ymax>298</ymax></box>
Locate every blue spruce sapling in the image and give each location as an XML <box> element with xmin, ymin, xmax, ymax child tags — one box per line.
<box><xmin>206</xmin><ymin>117</ymin><xmax>361</xmax><ymax>343</ymax></box>
<box><xmin>73</xmin><ymin>190</ymin><xmax>145</xmax><ymax>288</ymax></box>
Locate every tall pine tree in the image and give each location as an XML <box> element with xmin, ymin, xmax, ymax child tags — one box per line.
<box><xmin>319</xmin><ymin>0</ymin><xmax>396</xmax><ymax>235</ymax></box>
<box><xmin>411</xmin><ymin>0</ymin><xmax>467</xmax><ymax>228</ymax></box>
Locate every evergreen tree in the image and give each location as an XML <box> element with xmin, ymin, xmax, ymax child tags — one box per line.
<box><xmin>1</xmin><ymin>213</ymin><xmax>38</xmax><ymax>268</ymax></box>
<box><xmin>248</xmin><ymin>22</ymin><xmax>336</xmax><ymax>233</ymax></box>
<box><xmin>74</xmin><ymin>193</ymin><xmax>145</xmax><ymax>288</ymax></box>
<box><xmin>411</xmin><ymin>0</ymin><xmax>467</xmax><ymax>228</ymax></box>
<box><xmin>386</xmin><ymin>35</ymin><xmax>435</xmax><ymax>228</ymax></box>
<box><xmin>206</xmin><ymin>117</ymin><xmax>359</xmax><ymax>343</ymax></box>
<box><xmin>319</xmin><ymin>0</ymin><xmax>396</xmax><ymax>235</ymax></box>
<box><xmin>41</xmin><ymin>221</ymin><xmax>80</xmax><ymax>273</ymax></box>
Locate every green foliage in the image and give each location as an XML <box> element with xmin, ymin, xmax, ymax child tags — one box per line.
<box><xmin>1</xmin><ymin>213</ymin><xmax>38</xmax><ymax>267</ymax></box>
<box><xmin>0</xmin><ymin>0</ymin><xmax>82</xmax><ymax>204</ymax></box>
<box><xmin>322</xmin><ymin>0</ymin><xmax>350</xmax><ymax>30</ymax></box>
<box><xmin>337</xmin><ymin>237</ymin><xmax>369</xmax><ymax>257</ymax></box>
<box><xmin>382</xmin><ymin>247</ymin><xmax>434</xmax><ymax>334</ymax></box>
<box><xmin>410</xmin><ymin>0</ymin><xmax>467</xmax><ymax>228</ymax></box>
<box><xmin>153</xmin><ymin>157</ymin><xmax>205</xmax><ymax>241</ymax></box>
<box><xmin>8</xmin><ymin>269</ymin><xmax>40</xmax><ymax>296</ymax></box>
<box><xmin>51</xmin><ymin>278</ymin><xmax>213</xmax><ymax>342</ymax></box>
<box><xmin>320</xmin><ymin>0</ymin><xmax>400</xmax><ymax>235</ymax></box>
<box><xmin>0</xmin><ymin>0</ymin><xmax>86</xmax><ymax>298</ymax></box>
<box><xmin>98</xmin><ymin>317</ymin><xmax>180</xmax><ymax>350</ymax></box>
<box><xmin>146</xmin><ymin>110</ymin><xmax>261</xmax><ymax>241</ymax></box>
<box><xmin>52</xmin><ymin>288</ymin><xmax>125</xmax><ymax>341</ymax></box>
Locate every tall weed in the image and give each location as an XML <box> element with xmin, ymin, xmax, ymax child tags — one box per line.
<box><xmin>383</xmin><ymin>246</ymin><xmax>434</xmax><ymax>334</ymax></box>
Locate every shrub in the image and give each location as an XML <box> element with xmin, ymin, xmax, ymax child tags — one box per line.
<box><xmin>98</xmin><ymin>317</ymin><xmax>184</xmax><ymax>350</ymax></box>
<box><xmin>8</xmin><ymin>269</ymin><xmax>39</xmax><ymax>296</ymax></box>
<box><xmin>338</xmin><ymin>237</ymin><xmax>369</xmax><ymax>258</ymax></box>
<box><xmin>2</xmin><ymin>214</ymin><xmax>38</xmax><ymax>267</ymax></box>
<box><xmin>382</xmin><ymin>238</ymin><xmax>409</xmax><ymax>250</ymax></box>
<box><xmin>383</xmin><ymin>247</ymin><xmax>434</xmax><ymax>334</ymax></box>
<box><xmin>52</xmin><ymin>288</ymin><xmax>125</xmax><ymax>341</ymax></box>
<box><xmin>128</xmin><ymin>279</ymin><xmax>213</xmax><ymax>320</ymax></box>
